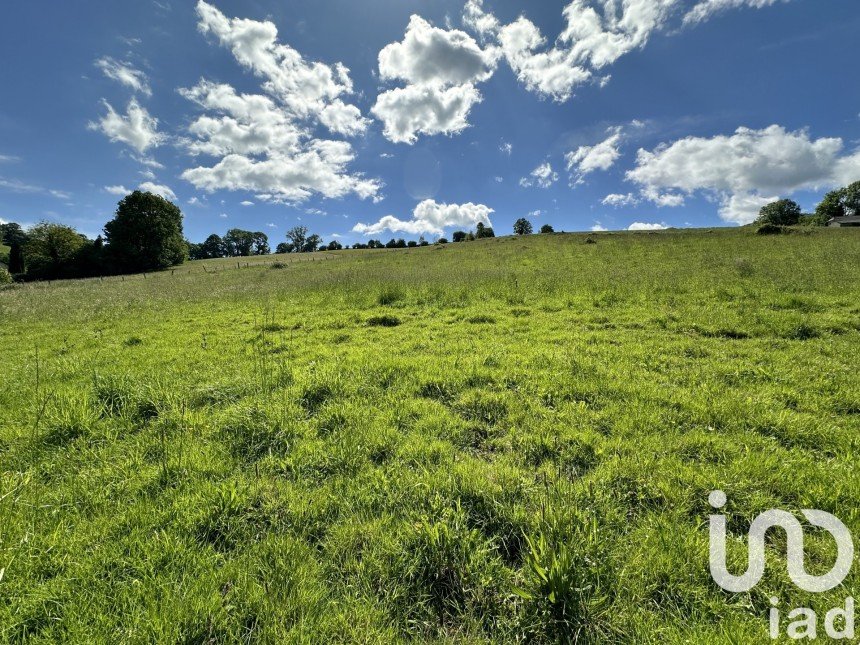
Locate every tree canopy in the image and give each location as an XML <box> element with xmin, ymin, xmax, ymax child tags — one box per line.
<box><xmin>843</xmin><ymin>180</ymin><xmax>860</xmax><ymax>216</ymax></box>
<box><xmin>513</xmin><ymin>218</ymin><xmax>533</xmax><ymax>235</ymax></box>
<box><xmin>23</xmin><ymin>222</ymin><xmax>89</xmax><ymax>280</ymax></box>
<box><xmin>756</xmin><ymin>199</ymin><xmax>802</xmax><ymax>227</ymax></box>
<box><xmin>476</xmin><ymin>223</ymin><xmax>495</xmax><ymax>238</ymax></box>
<box><xmin>104</xmin><ymin>191</ymin><xmax>187</xmax><ymax>273</ymax></box>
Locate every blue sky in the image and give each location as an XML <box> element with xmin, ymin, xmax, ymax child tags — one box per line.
<box><xmin>0</xmin><ymin>0</ymin><xmax>858</xmax><ymax>244</ymax></box>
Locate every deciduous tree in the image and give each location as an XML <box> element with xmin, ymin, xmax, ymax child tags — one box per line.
<box><xmin>514</xmin><ymin>218</ymin><xmax>533</xmax><ymax>235</ymax></box>
<box><xmin>756</xmin><ymin>199</ymin><xmax>801</xmax><ymax>226</ymax></box>
<box><xmin>104</xmin><ymin>191</ymin><xmax>187</xmax><ymax>272</ymax></box>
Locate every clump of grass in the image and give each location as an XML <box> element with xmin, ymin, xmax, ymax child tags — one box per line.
<box><xmin>260</xmin><ymin>323</ymin><xmax>287</xmax><ymax>333</ymax></box>
<box><xmin>377</xmin><ymin>286</ymin><xmax>405</xmax><ymax>306</ymax></box>
<box><xmin>703</xmin><ymin>327</ymin><xmax>751</xmax><ymax>340</ymax></box>
<box><xmin>189</xmin><ymin>382</ymin><xmax>248</xmax><ymax>408</ymax></box>
<box><xmin>467</xmin><ymin>314</ymin><xmax>496</xmax><ymax>324</ymax></box>
<box><xmin>196</xmin><ymin>482</ymin><xmax>260</xmax><ymax>552</ymax></box>
<box><xmin>270</xmin><ymin>261</ymin><xmax>288</xmax><ymax>269</ymax></box>
<box><xmin>299</xmin><ymin>370</ymin><xmax>347</xmax><ymax>415</ymax></box>
<box><xmin>41</xmin><ymin>393</ymin><xmax>99</xmax><ymax>447</ymax></box>
<box><xmin>367</xmin><ymin>314</ymin><xmax>401</xmax><ymax>327</ymax></box>
<box><xmin>517</xmin><ymin>517</ymin><xmax>614</xmax><ymax>642</ymax></box>
<box><xmin>123</xmin><ymin>336</ymin><xmax>143</xmax><ymax>347</ymax></box>
<box><xmin>91</xmin><ymin>373</ymin><xmax>160</xmax><ymax>421</ymax></box>
<box><xmin>392</xmin><ymin>503</ymin><xmax>509</xmax><ymax>635</ymax></box>
<box><xmin>784</xmin><ymin>321</ymin><xmax>820</xmax><ymax>340</ymax></box>
<box><xmin>455</xmin><ymin>390</ymin><xmax>508</xmax><ymax>427</ymax></box>
<box><xmin>418</xmin><ymin>379</ymin><xmax>457</xmax><ymax>404</ymax></box>
<box><xmin>219</xmin><ymin>403</ymin><xmax>293</xmax><ymax>461</ymax></box>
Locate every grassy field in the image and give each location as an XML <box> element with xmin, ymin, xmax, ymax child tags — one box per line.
<box><xmin>1</xmin><ymin>227</ymin><xmax>859</xmax><ymax>642</ymax></box>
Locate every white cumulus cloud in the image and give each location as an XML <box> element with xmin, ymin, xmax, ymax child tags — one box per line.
<box><xmin>104</xmin><ymin>185</ymin><xmax>131</xmax><ymax>195</ymax></box>
<box><xmin>89</xmin><ymin>99</ymin><xmax>165</xmax><ymax>153</ymax></box>
<box><xmin>627</xmin><ymin>124</ymin><xmax>860</xmax><ymax>224</ymax></box>
<box><xmin>319</xmin><ymin>100</ymin><xmax>370</xmax><ymax>137</ymax></box>
<box><xmin>372</xmin><ymin>15</ymin><xmax>498</xmax><ymax>144</ymax></box>
<box><xmin>196</xmin><ymin>0</ymin><xmax>359</xmax><ymax>123</ymax></box>
<box><xmin>353</xmin><ymin>199</ymin><xmax>494</xmax><ymax>236</ymax></box>
<box><xmin>566</xmin><ymin>126</ymin><xmax>623</xmax><ymax>181</ymax></box>
<box><xmin>95</xmin><ymin>57</ymin><xmax>151</xmax><ymax>96</ymax></box>
<box><xmin>602</xmin><ymin>192</ymin><xmax>639</xmax><ymax>207</ymax></box>
<box><xmin>520</xmin><ymin>162</ymin><xmax>558</xmax><ymax>189</ymax></box>
<box><xmin>628</xmin><ymin>221</ymin><xmax>667</xmax><ymax>230</ymax></box>
<box><xmin>182</xmin><ymin>144</ymin><xmax>380</xmax><ymax>204</ymax></box>
<box><xmin>179</xmin><ymin>81</ymin><xmax>303</xmax><ymax>157</ymax></box>
<box><xmin>684</xmin><ymin>0</ymin><xmax>790</xmax><ymax>26</ymax></box>
<box><xmin>139</xmin><ymin>181</ymin><xmax>177</xmax><ymax>201</ymax></box>
<box><xmin>461</xmin><ymin>0</ymin><xmax>793</xmax><ymax>102</ymax></box>
<box><xmin>372</xmin><ymin>83</ymin><xmax>482</xmax><ymax>145</ymax></box>
<box><xmin>379</xmin><ymin>15</ymin><xmax>497</xmax><ymax>87</ymax></box>
<box><xmin>179</xmin><ymin>3</ymin><xmax>381</xmax><ymax>204</ymax></box>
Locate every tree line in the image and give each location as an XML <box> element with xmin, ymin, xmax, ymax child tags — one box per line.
<box><xmin>0</xmin><ymin>198</ymin><xmax>557</xmax><ymax>284</ymax></box>
<box><xmin>755</xmin><ymin>181</ymin><xmax>860</xmax><ymax>228</ymax></box>
<box><xmin>1</xmin><ymin>189</ymin><xmax>593</xmax><ymax>285</ymax></box>
<box><xmin>1</xmin><ymin>191</ymin><xmax>186</xmax><ymax>282</ymax></box>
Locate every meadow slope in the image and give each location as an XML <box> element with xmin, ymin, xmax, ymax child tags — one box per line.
<box><xmin>1</xmin><ymin>228</ymin><xmax>860</xmax><ymax>642</ymax></box>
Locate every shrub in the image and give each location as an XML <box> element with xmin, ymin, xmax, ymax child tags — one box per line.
<box><xmin>22</xmin><ymin>222</ymin><xmax>89</xmax><ymax>280</ymax></box>
<box><xmin>756</xmin><ymin>223</ymin><xmax>784</xmax><ymax>235</ymax></box>
<box><xmin>756</xmin><ymin>199</ymin><xmax>801</xmax><ymax>226</ymax></box>
<box><xmin>0</xmin><ymin>267</ymin><xmax>12</xmax><ymax>285</ymax></box>
<box><xmin>540</xmin><ymin>224</ymin><xmax>555</xmax><ymax>234</ymax></box>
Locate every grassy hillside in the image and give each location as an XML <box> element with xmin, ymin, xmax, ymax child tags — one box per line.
<box><xmin>1</xmin><ymin>228</ymin><xmax>859</xmax><ymax>642</ymax></box>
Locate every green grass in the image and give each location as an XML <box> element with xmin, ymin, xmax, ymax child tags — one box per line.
<box><xmin>1</xmin><ymin>227</ymin><xmax>859</xmax><ymax>642</ymax></box>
